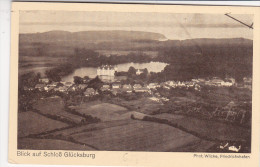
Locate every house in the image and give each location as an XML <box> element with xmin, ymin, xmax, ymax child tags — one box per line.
<box><xmin>46</xmin><ymin>86</ymin><xmax>55</xmax><ymax>92</ymax></box>
<box><xmin>221</xmin><ymin>81</ymin><xmax>233</xmax><ymax>87</ymax></box>
<box><xmin>205</xmin><ymin>78</ymin><xmax>225</xmax><ymax>86</ymax></box>
<box><xmin>111</xmin><ymin>88</ymin><xmax>120</xmax><ymax>96</ymax></box>
<box><xmin>48</xmin><ymin>82</ymin><xmax>59</xmax><ymax>87</ymax></box>
<box><xmin>185</xmin><ymin>81</ymin><xmax>194</xmax><ymax>87</ymax></box>
<box><xmin>122</xmin><ymin>84</ymin><xmax>132</xmax><ymax>93</ymax></box>
<box><xmin>136</xmin><ymin>69</ymin><xmax>145</xmax><ymax>75</ymax></box>
<box><xmin>134</xmin><ymin>87</ymin><xmax>151</xmax><ymax>93</ymax></box>
<box><xmin>148</xmin><ymin>83</ymin><xmax>159</xmax><ymax>89</ymax></box>
<box><xmin>58</xmin><ymin>86</ymin><xmax>69</xmax><ymax>92</ymax></box>
<box><xmin>197</xmin><ymin>78</ymin><xmax>206</xmax><ymax>83</ymax></box>
<box><xmin>100</xmin><ymin>84</ymin><xmax>111</xmax><ymax>91</ymax></box>
<box><xmin>84</xmin><ymin>88</ymin><xmax>97</xmax><ymax>96</ymax></box>
<box><xmin>161</xmin><ymin>97</ymin><xmax>169</xmax><ymax>102</ymax></box>
<box><xmin>39</xmin><ymin>78</ymin><xmax>49</xmax><ymax>84</ymax></box>
<box><xmin>194</xmin><ymin>84</ymin><xmax>201</xmax><ymax>91</ymax></box>
<box><xmin>123</xmin><ymin>84</ymin><xmax>132</xmax><ymax>89</ymax></box>
<box><xmin>78</xmin><ymin>84</ymin><xmax>88</xmax><ymax>90</ymax></box>
<box><xmin>149</xmin><ymin>97</ymin><xmax>160</xmax><ymax>102</ymax></box>
<box><xmin>154</xmin><ymin>92</ymin><xmax>160</xmax><ymax>96</ymax></box>
<box><xmin>54</xmin><ymin>87</ymin><xmax>60</xmax><ymax>92</ymax></box>
<box><xmin>64</xmin><ymin>82</ymin><xmax>73</xmax><ymax>87</ymax></box>
<box><xmin>160</xmin><ymin>83</ymin><xmax>170</xmax><ymax>89</ymax></box>
<box><xmin>97</xmin><ymin>65</ymin><xmax>117</xmax><ymax>76</ymax></box>
<box><xmin>35</xmin><ymin>84</ymin><xmax>46</xmax><ymax>91</ymax></box>
<box><xmin>225</xmin><ymin>77</ymin><xmax>236</xmax><ymax>85</ymax></box>
<box><xmin>112</xmin><ymin>83</ymin><xmax>121</xmax><ymax>89</ymax></box>
<box><xmin>67</xmin><ymin>85</ymin><xmax>77</xmax><ymax>92</ymax></box>
<box><xmin>165</xmin><ymin>81</ymin><xmax>176</xmax><ymax>87</ymax></box>
<box><xmin>177</xmin><ymin>81</ymin><xmax>185</xmax><ymax>87</ymax></box>
<box><xmin>133</xmin><ymin>84</ymin><xmax>142</xmax><ymax>90</ymax></box>
<box><xmin>192</xmin><ymin>79</ymin><xmax>200</xmax><ymax>83</ymax></box>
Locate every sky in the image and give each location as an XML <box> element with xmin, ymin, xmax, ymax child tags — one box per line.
<box><xmin>19</xmin><ymin>11</ymin><xmax>253</xmax><ymax>40</ymax></box>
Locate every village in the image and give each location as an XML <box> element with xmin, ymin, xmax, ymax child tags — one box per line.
<box><xmin>19</xmin><ymin>65</ymin><xmax>252</xmax><ymax>153</ymax></box>
<box><xmin>28</xmin><ymin>65</ymin><xmax>251</xmax><ymax>97</ymax></box>
<box><xmin>22</xmin><ymin>65</ymin><xmax>252</xmax><ymax>124</ymax></box>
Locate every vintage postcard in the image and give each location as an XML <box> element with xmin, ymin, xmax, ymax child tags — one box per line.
<box><xmin>9</xmin><ymin>2</ymin><xmax>260</xmax><ymax>166</ymax></box>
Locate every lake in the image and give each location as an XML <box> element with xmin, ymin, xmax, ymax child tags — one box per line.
<box><xmin>62</xmin><ymin>62</ymin><xmax>168</xmax><ymax>82</ymax></box>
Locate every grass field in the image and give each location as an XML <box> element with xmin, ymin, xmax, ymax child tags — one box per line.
<box><xmin>111</xmin><ymin>97</ymin><xmax>162</xmax><ymax>115</ymax></box>
<box><xmin>42</xmin><ymin>119</ymin><xmax>208</xmax><ymax>151</ymax></box>
<box><xmin>33</xmin><ymin>97</ymin><xmax>85</xmax><ymax>124</ymax></box>
<box><xmin>19</xmin><ymin>56</ymin><xmax>67</xmax><ymax>76</ymax></box>
<box><xmin>153</xmin><ymin>113</ymin><xmax>250</xmax><ymax>142</ymax></box>
<box><xmin>18</xmin><ymin>138</ymin><xmax>95</xmax><ymax>150</ymax></box>
<box><xmin>18</xmin><ymin>111</ymin><xmax>68</xmax><ymax>138</ymax></box>
<box><xmin>70</xmin><ymin>101</ymin><xmax>130</xmax><ymax>121</ymax></box>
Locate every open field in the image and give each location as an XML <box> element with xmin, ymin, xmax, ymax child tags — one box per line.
<box><xmin>18</xmin><ymin>111</ymin><xmax>68</xmax><ymax>137</ymax></box>
<box><xmin>70</xmin><ymin>101</ymin><xmax>130</xmax><ymax>121</ymax></box>
<box><xmin>33</xmin><ymin>97</ymin><xmax>85</xmax><ymax>124</ymax></box>
<box><xmin>19</xmin><ymin>56</ymin><xmax>68</xmax><ymax>76</ymax></box>
<box><xmin>41</xmin><ymin>119</ymin><xmax>211</xmax><ymax>151</ymax></box>
<box><xmin>18</xmin><ymin>138</ymin><xmax>95</xmax><ymax>150</ymax></box>
<box><xmin>111</xmin><ymin>97</ymin><xmax>162</xmax><ymax>115</ymax></box>
<box><xmin>153</xmin><ymin>113</ymin><xmax>250</xmax><ymax>142</ymax></box>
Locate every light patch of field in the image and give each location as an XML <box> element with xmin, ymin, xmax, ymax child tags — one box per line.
<box><xmin>72</xmin><ymin>120</ymin><xmax>200</xmax><ymax>151</ymax></box>
<box><xmin>18</xmin><ymin>111</ymin><xmax>68</xmax><ymax>137</ymax></box>
<box><xmin>113</xmin><ymin>97</ymin><xmax>162</xmax><ymax>115</ymax></box>
<box><xmin>19</xmin><ymin>56</ymin><xmax>67</xmax><ymax>76</ymax></box>
<box><xmin>33</xmin><ymin>97</ymin><xmax>84</xmax><ymax>124</ymax></box>
<box><xmin>70</xmin><ymin>102</ymin><xmax>129</xmax><ymax>121</ymax></box>
<box><xmin>18</xmin><ymin>138</ymin><xmax>95</xmax><ymax>150</ymax></box>
<box><xmin>48</xmin><ymin>119</ymin><xmax>201</xmax><ymax>151</ymax></box>
<box><xmin>43</xmin><ymin>119</ymin><xmax>134</xmax><ymax>138</ymax></box>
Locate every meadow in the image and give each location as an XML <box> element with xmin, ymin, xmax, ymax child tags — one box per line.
<box><xmin>41</xmin><ymin>119</ymin><xmax>206</xmax><ymax>151</ymax></box>
<box><xmin>153</xmin><ymin>113</ymin><xmax>251</xmax><ymax>142</ymax></box>
<box><xmin>18</xmin><ymin>111</ymin><xmax>68</xmax><ymax>138</ymax></box>
<box><xmin>70</xmin><ymin>102</ymin><xmax>129</xmax><ymax>121</ymax></box>
<box><xmin>33</xmin><ymin>97</ymin><xmax>85</xmax><ymax>124</ymax></box>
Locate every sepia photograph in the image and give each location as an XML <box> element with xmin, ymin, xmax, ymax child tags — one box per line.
<box><xmin>17</xmin><ymin>9</ymin><xmax>254</xmax><ymax>153</ymax></box>
<box><xmin>8</xmin><ymin>3</ymin><xmax>260</xmax><ymax>166</ymax></box>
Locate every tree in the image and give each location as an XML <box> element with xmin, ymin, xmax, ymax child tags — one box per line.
<box><xmin>88</xmin><ymin>76</ymin><xmax>103</xmax><ymax>90</ymax></box>
<box><xmin>128</xmin><ymin>66</ymin><xmax>136</xmax><ymax>77</ymax></box>
<box><xmin>73</xmin><ymin>76</ymin><xmax>83</xmax><ymax>84</ymax></box>
<box><xmin>45</xmin><ymin>70</ymin><xmax>61</xmax><ymax>82</ymax></box>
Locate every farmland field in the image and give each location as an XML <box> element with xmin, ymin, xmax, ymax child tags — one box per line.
<box><xmin>18</xmin><ymin>111</ymin><xmax>68</xmax><ymax>137</ymax></box>
<box><xmin>42</xmin><ymin>119</ymin><xmax>210</xmax><ymax>151</ymax></box>
<box><xmin>33</xmin><ymin>97</ymin><xmax>85</xmax><ymax>124</ymax></box>
<box><xmin>18</xmin><ymin>138</ymin><xmax>95</xmax><ymax>150</ymax></box>
<box><xmin>70</xmin><ymin>101</ymin><xmax>130</xmax><ymax>121</ymax></box>
<box><xmin>111</xmin><ymin>97</ymin><xmax>162</xmax><ymax>115</ymax></box>
<box><xmin>153</xmin><ymin>113</ymin><xmax>250</xmax><ymax>141</ymax></box>
<box><xmin>19</xmin><ymin>56</ymin><xmax>67</xmax><ymax>76</ymax></box>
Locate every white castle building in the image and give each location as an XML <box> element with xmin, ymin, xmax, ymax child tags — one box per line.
<box><xmin>97</xmin><ymin>65</ymin><xmax>118</xmax><ymax>76</ymax></box>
